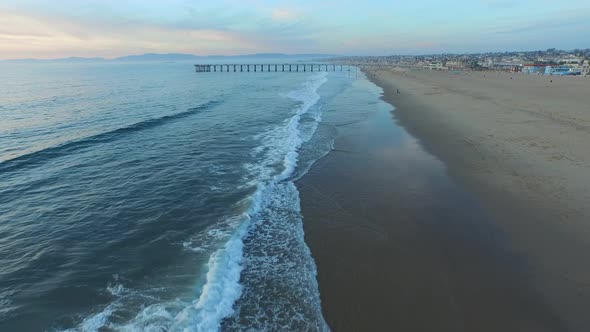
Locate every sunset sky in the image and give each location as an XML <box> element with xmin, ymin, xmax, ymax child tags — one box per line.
<box><xmin>1</xmin><ymin>0</ymin><xmax>589</xmax><ymax>59</ymax></box>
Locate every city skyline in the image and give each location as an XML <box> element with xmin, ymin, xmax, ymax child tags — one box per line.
<box><xmin>1</xmin><ymin>0</ymin><xmax>590</xmax><ymax>60</ymax></box>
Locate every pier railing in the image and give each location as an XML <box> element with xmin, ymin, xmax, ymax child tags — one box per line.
<box><xmin>194</xmin><ymin>64</ymin><xmax>353</xmax><ymax>73</ymax></box>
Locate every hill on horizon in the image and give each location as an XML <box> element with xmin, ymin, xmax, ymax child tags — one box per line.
<box><xmin>1</xmin><ymin>53</ymin><xmax>335</xmax><ymax>63</ymax></box>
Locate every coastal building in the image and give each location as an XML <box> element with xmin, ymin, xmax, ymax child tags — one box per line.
<box><xmin>493</xmin><ymin>62</ymin><xmax>521</xmax><ymax>72</ymax></box>
<box><xmin>559</xmin><ymin>57</ymin><xmax>583</xmax><ymax>65</ymax></box>
<box><xmin>445</xmin><ymin>61</ymin><xmax>466</xmax><ymax>70</ymax></box>
<box><xmin>544</xmin><ymin>66</ymin><xmax>580</xmax><ymax>76</ymax></box>
<box><xmin>580</xmin><ymin>60</ymin><xmax>589</xmax><ymax>76</ymax></box>
<box><xmin>479</xmin><ymin>58</ymin><xmax>494</xmax><ymax>68</ymax></box>
<box><xmin>331</xmin><ymin>49</ymin><xmax>590</xmax><ymax>75</ymax></box>
<box><xmin>522</xmin><ymin>63</ymin><xmax>550</xmax><ymax>74</ymax></box>
<box><xmin>425</xmin><ymin>62</ymin><xmax>447</xmax><ymax>70</ymax></box>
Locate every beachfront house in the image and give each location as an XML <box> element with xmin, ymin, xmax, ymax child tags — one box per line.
<box><xmin>544</xmin><ymin>66</ymin><xmax>581</xmax><ymax>76</ymax></box>
<box><xmin>445</xmin><ymin>61</ymin><xmax>466</xmax><ymax>70</ymax></box>
<box><xmin>559</xmin><ymin>57</ymin><xmax>583</xmax><ymax>66</ymax></box>
<box><xmin>522</xmin><ymin>63</ymin><xmax>550</xmax><ymax>74</ymax></box>
<box><xmin>424</xmin><ymin>62</ymin><xmax>447</xmax><ymax>70</ymax></box>
<box><xmin>493</xmin><ymin>62</ymin><xmax>521</xmax><ymax>72</ymax></box>
<box><xmin>580</xmin><ymin>60</ymin><xmax>590</xmax><ymax>76</ymax></box>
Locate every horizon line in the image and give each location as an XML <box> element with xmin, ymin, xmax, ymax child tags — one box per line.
<box><xmin>2</xmin><ymin>48</ymin><xmax>589</xmax><ymax>62</ymax></box>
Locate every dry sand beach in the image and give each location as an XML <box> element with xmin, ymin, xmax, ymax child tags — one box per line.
<box><xmin>367</xmin><ymin>69</ymin><xmax>590</xmax><ymax>330</ymax></box>
<box><xmin>299</xmin><ymin>69</ymin><xmax>590</xmax><ymax>331</ymax></box>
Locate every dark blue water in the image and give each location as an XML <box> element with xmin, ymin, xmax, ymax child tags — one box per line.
<box><xmin>0</xmin><ymin>62</ymin><xmax>360</xmax><ymax>331</ymax></box>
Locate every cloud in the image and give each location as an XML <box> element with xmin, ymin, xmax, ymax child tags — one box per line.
<box><xmin>0</xmin><ymin>9</ymin><xmax>269</xmax><ymax>59</ymax></box>
<box><xmin>0</xmin><ymin>1</ymin><xmax>331</xmax><ymax>59</ymax></box>
<box><xmin>271</xmin><ymin>8</ymin><xmax>302</xmax><ymax>22</ymax></box>
<box><xmin>2</xmin><ymin>0</ymin><xmax>589</xmax><ymax>58</ymax></box>
<box><xmin>489</xmin><ymin>10</ymin><xmax>590</xmax><ymax>35</ymax></box>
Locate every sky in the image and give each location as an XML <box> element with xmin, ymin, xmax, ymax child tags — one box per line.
<box><xmin>1</xmin><ymin>0</ymin><xmax>589</xmax><ymax>59</ymax></box>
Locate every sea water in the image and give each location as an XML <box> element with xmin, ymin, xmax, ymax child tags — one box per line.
<box><xmin>0</xmin><ymin>61</ymin><xmax>355</xmax><ymax>331</ymax></box>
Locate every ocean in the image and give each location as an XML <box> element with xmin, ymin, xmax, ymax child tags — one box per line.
<box><xmin>0</xmin><ymin>61</ymin><xmax>359</xmax><ymax>331</ymax></box>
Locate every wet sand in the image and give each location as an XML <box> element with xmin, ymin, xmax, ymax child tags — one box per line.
<box><xmin>298</xmin><ymin>71</ymin><xmax>590</xmax><ymax>331</ymax></box>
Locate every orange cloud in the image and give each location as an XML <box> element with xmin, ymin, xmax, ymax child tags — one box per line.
<box><xmin>0</xmin><ymin>9</ymin><xmax>267</xmax><ymax>59</ymax></box>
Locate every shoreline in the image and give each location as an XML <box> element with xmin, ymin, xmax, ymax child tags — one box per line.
<box><xmin>297</xmin><ymin>72</ymin><xmax>572</xmax><ymax>331</ymax></box>
<box><xmin>363</xmin><ymin>68</ymin><xmax>590</xmax><ymax>331</ymax></box>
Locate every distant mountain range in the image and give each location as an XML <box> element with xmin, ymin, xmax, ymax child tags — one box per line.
<box><xmin>1</xmin><ymin>53</ymin><xmax>335</xmax><ymax>63</ymax></box>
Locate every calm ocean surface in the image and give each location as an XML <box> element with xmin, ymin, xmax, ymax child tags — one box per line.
<box><xmin>0</xmin><ymin>61</ymin><xmax>362</xmax><ymax>331</ymax></box>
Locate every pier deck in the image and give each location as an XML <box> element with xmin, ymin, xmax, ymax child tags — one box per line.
<box><xmin>194</xmin><ymin>64</ymin><xmax>354</xmax><ymax>73</ymax></box>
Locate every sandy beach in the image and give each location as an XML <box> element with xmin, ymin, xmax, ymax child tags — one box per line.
<box><xmin>299</xmin><ymin>70</ymin><xmax>590</xmax><ymax>331</ymax></box>
<box><xmin>367</xmin><ymin>69</ymin><xmax>590</xmax><ymax>330</ymax></box>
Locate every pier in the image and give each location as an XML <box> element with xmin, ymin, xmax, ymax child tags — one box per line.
<box><xmin>194</xmin><ymin>64</ymin><xmax>353</xmax><ymax>73</ymax></box>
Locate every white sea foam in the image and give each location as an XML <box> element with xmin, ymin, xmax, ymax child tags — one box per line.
<box><xmin>223</xmin><ymin>72</ymin><xmax>330</xmax><ymax>330</ymax></box>
<box><xmin>0</xmin><ymin>289</ymin><xmax>18</xmax><ymax>317</ymax></box>
<box><xmin>106</xmin><ymin>284</ymin><xmax>127</xmax><ymax>297</ymax></box>
<box><xmin>175</xmin><ymin>216</ymin><xmax>250</xmax><ymax>331</ymax></box>
<box><xmin>66</xmin><ymin>72</ymin><xmax>329</xmax><ymax>332</ymax></box>
<box><xmin>81</xmin><ymin>306</ymin><xmax>114</xmax><ymax>332</ymax></box>
<box><xmin>246</xmin><ymin>72</ymin><xmax>328</xmax><ymax>183</ymax></box>
<box><xmin>223</xmin><ymin>180</ymin><xmax>328</xmax><ymax>331</ymax></box>
<box><xmin>185</xmin><ymin>72</ymin><xmax>329</xmax><ymax>331</ymax></box>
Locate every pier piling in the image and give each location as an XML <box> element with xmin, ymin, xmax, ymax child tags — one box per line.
<box><xmin>195</xmin><ymin>63</ymin><xmax>348</xmax><ymax>74</ymax></box>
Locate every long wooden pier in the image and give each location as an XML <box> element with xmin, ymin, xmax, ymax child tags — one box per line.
<box><xmin>194</xmin><ymin>63</ymin><xmax>353</xmax><ymax>73</ymax></box>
